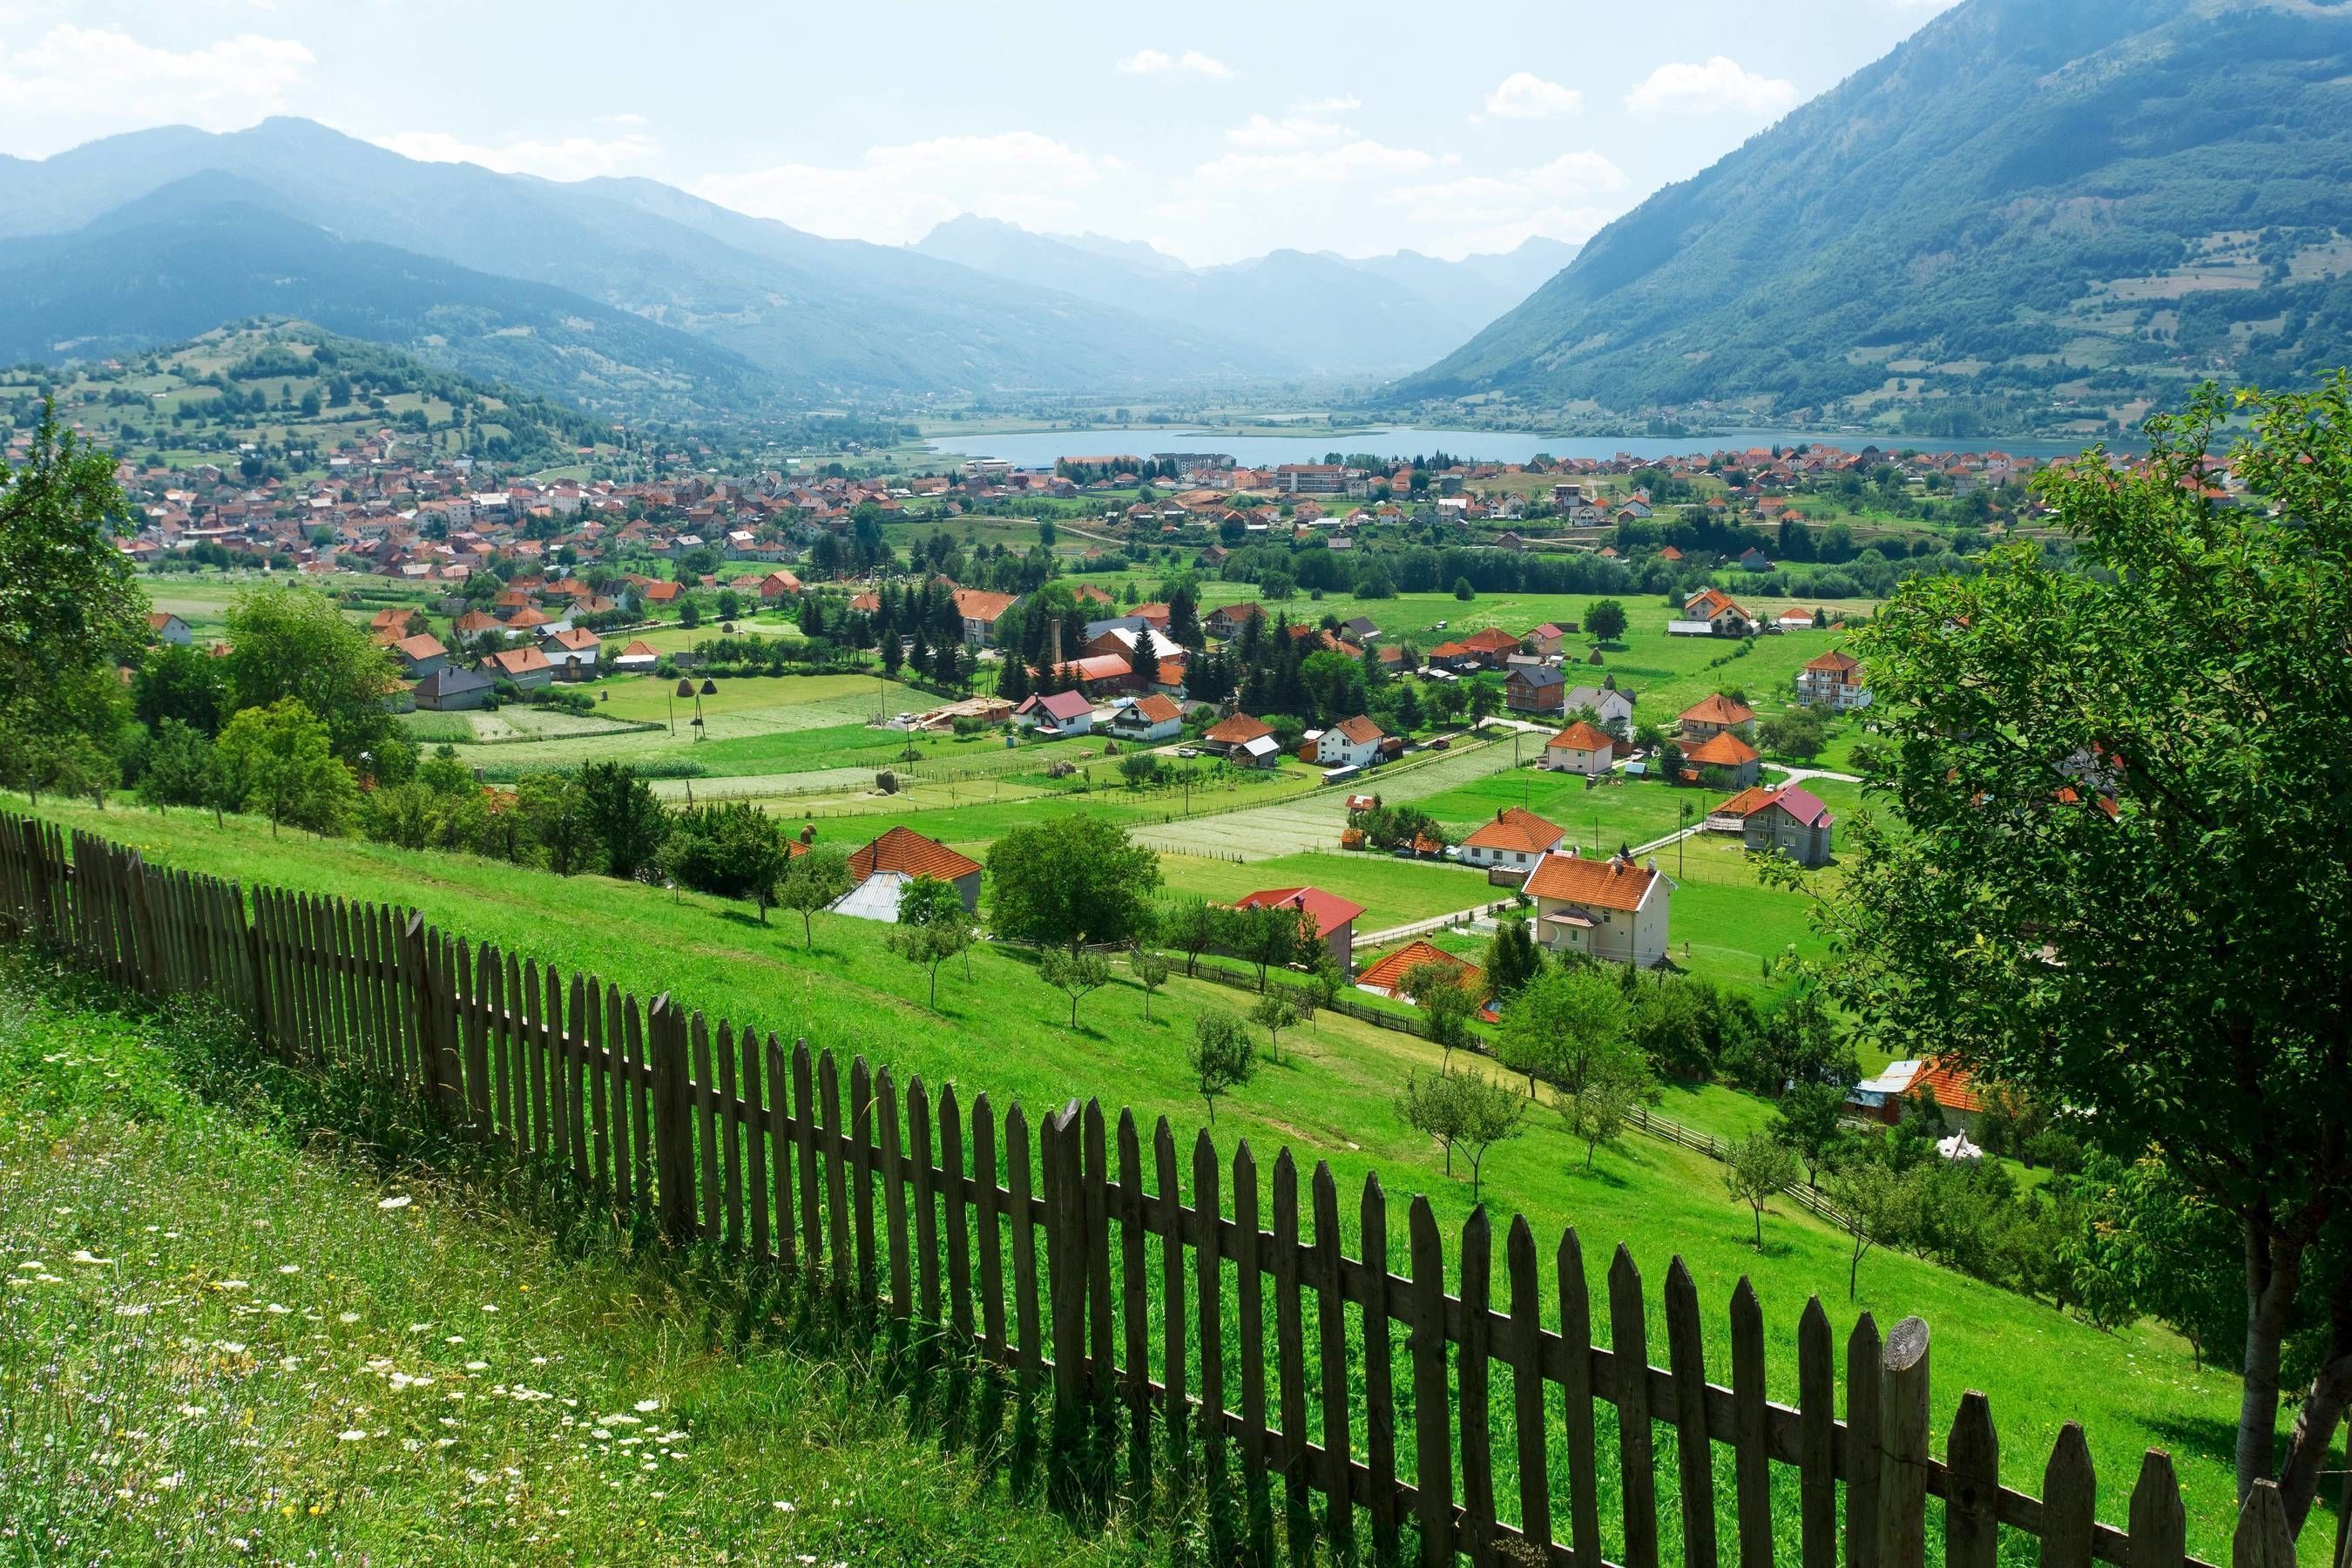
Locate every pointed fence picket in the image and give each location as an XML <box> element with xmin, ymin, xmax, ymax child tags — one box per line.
<box><xmin>3</xmin><ymin>812</ymin><xmax>2301</xmax><ymax>1568</ymax></box>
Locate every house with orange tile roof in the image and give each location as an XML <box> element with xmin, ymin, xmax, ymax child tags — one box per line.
<box><xmin>392</xmin><ymin>632</ymin><xmax>449</xmax><ymax>679</ymax></box>
<box><xmin>1681</xmin><ymin>730</ymin><xmax>1761</xmax><ymax>788</ymax></box>
<box><xmin>1314</xmin><ymin>714</ymin><xmax>1388</xmax><ymax>770</ymax></box>
<box><xmin>1458</xmin><ymin>807</ymin><xmax>1566</xmax><ymax>875</ymax></box>
<box><xmin>1233</xmin><ymin>886</ymin><xmax>1366</xmax><ymax>975</ymax></box>
<box><xmin>1543</xmin><ymin>721</ymin><xmax>1618</xmax><ymax>777</ymax></box>
<box><xmin>613</xmin><ymin>639</ymin><xmax>661</xmax><ymax>673</ymax></box>
<box><xmin>1796</xmin><ymin>648</ymin><xmax>1870</xmax><ymax>710</ymax></box>
<box><xmin>951</xmin><ymin>588</ymin><xmax>1020</xmax><ymax>647</ymax></box>
<box><xmin>481</xmin><ymin>644</ymin><xmax>555</xmax><ymax>690</ymax></box>
<box><xmin>1673</xmin><ymin>588</ymin><xmax>1755</xmax><ymax>638</ymax></box>
<box><xmin>1524</xmin><ymin>848</ymin><xmax>1674</xmax><ymax>966</ymax></box>
<box><xmin>540</xmin><ymin>625</ymin><xmax>602</xmax><ymax>673</ymax></box>
<box><xmin>1205</xmin><ymin>712</ymin><xmax>1274</xmax><ymax>756</ymax></box>
<box><xmin>147</xmin><ymin>611</ymin><xmax>193</xmax><ymax>645</ymax></box>
<box><xmin>1105</xmin><ymin>693</ymin><xmax>1183</xmax><ymax>741</ymax></box>
<box><xmin>1355</xmin><ymin>939</ymin><xmax>1482</xmax><ymax>1001</ymax></box>
<box><xmin>832</xmin><ymin>826</ymin><xmax>984</xmax><ymax>919</ymax></box>
<box><xmin>1677</xmin><ymin>693</ymin><xmax>1758</xmax><ymax>743</ymax></box>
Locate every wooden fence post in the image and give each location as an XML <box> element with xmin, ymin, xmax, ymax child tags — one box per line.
<box><xmin>2229</xmin><ymin>1480</ymin><xmax>2294</xmax><ymax>1568</ymax></box>
<box><xmin>1944</xmin><ymin>1390</ymin><xmax>1999</xmax><ymax>1568</ymax></box>
<box><xmin>647</xmin><ymin>997</ymin><xmax>695</xmax><ymax>1242</ymax></box>
<box><xmin>2126</xmin><ymin>1450</ymin><xmax>2186</xmax><ymax>1568</ymax></box>
<box><xmin>1044</xmin><ymin>1098</ymin><xmax>1085</xmax><ymax>1495</ymax></box>
<box><xmin>1876</xmin><ymin>1315</ymin><xmax>1931</xmax><ymax>1568</ymax></box>
<box><xmin>1848</xmin><ymin>1313</ymin><xmax>1884</xmax><ymax>1568</ymax></box>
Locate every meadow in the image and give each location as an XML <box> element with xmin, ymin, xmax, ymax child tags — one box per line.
<box><xmin>11</xmin><ymin>795</ymin><xmax>2276</xmax><ymax>1559</ymax></box>
<box><xmin>0</xmin><ymin>955</ymin><xmax>1136</xmax><ymax>1565</ymax></box>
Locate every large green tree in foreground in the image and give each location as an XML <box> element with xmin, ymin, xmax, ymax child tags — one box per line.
<box><xmin>0</xmin><ymin>402</ymin><xmax>145</xmax><ymax>760</ymax></box>
<box><xmin>1822</xmin><ymin>381</ymin><xmax>2352</xmax><ymax>1531</ymax></box>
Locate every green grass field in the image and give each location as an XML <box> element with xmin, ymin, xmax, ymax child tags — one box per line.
<box><xmin>11</xmin><ymin>796</ymin><xmax>2289</xmax><ymax>1560</ymax></box>
<box><xmin>0</xmin><ymin>955</ymin><xmax>1135</xmax><ymax>1565</ymax></box>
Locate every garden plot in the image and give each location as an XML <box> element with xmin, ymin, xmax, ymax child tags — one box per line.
<box><xmin>1132</xmin><ymin>739</ymin><xmax>1517</xmax><ymax>861</ymax></box>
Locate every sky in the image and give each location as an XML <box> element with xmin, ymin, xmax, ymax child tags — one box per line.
<box><xmin>0</xmin><ymin>0</ymin><xmax>1959</xmax><ymax>266</ymax></box>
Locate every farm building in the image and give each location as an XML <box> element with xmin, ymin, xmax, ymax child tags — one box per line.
<box><xmin>830</xmin><ymin>826</ymin><xmax>983</xmax><ymax>921</ymax></box>
<box><xmin>1233</xmin><ymin>886</ymin><xmax>1365</xmax><ymax>976</ymax></box>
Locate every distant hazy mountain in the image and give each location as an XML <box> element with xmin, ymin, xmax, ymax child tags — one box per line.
<box><xmin>912</xmin><ymin>215</ymin><xmax>1579</xmax><ymax>375</ymax></box>
<box><xmin>0</xmin><ymin>173</ymin><xmax>766</xmax><ymax>422</ymax></box>
<box><xmin>1396</xmin><ymin>0</ymin><xmax>2352</xmax><ymax>434</ymax></box>
<box><xmin>0</xmin><ymin>118</ymin><xmax>1261</xmax><ymax>408</ymax></box>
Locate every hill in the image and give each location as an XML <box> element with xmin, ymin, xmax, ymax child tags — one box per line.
<box><xmin>914</xmin><ymin>216</ymin><xmax>1578</xmax><ymax>375</ymax></box>
<box><xmin>2</xmin><ymin>322</ymin><xmax>622</xmax><ymax>476</ymax></box>
<box><xmin>1395</xmin><ymin>0</ymin><xmax>2352</xmax><ymax>436</ymax></box>
<box><xmin>0</xmin><ymin>174</ymin><xmax>768</xmax><ymax>425</ymax></box>
<box><xmin>0</xmin><ymin>119</ymin><xmax>1260</xmax><ymax>409</ymax></box>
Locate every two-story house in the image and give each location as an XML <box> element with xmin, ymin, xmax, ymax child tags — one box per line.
<box><xmin>1314</xmin><ymin>714</ymin><xmax>1388</xmax><ymax>770</ymax></box>
<box><xmin>1542</xmin><ymin>720</ymin><xmax>1617</xmax><ymax>777</ymax></box>
<box><xmin>1796</xmin><ymin>649</ymin><xmax>1871</xmax><ymax>710</ymax></box>
<box><xmin>1524</xmin><ymin>848</ymin><xmax>1674</xmax><ymax>966</ymax></box>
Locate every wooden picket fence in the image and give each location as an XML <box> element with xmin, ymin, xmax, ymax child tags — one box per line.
<box><xmin>0</xmin><ymin>810</ymin><xmax>2319</xmax><ymax>1568</ymax></box>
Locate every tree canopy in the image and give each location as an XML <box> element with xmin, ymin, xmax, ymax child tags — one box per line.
<box><xmin>984</xmin><ymin>815</ymin><xmax>1161</xmax><ymax>952</ymax></box>
<box><xmin>1820</xmin><ymin>380</ymin><xmax>2352</xmax><ymax>1528</ymax></box>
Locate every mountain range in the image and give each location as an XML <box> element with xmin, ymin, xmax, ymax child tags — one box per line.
<box><xmin>0</xmin><ymin>118</ymin><xmax>1571</xmax><ymax>421</ymax></box>
<box><xmin>0</xmin><ymin>118</ymin><xmax>1268</xmax><ymax>416</ymax></box>
<box><xmin>912</xmin><ymin>216</ymin><xmax>1577</xmax><ymax>375</ymax></box>
<box><xmin>1396</xmin><ymin>0</ymin><xmax>2352</xmax><ymax>436</ymax></box>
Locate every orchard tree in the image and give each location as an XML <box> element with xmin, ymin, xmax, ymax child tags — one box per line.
<box><xmin>1498</xmin><ymin>963</ymin><xmax>1633</xmax><ymax>1098</ymax></box>
<box><xmin>1189</xmin><ymin>1010</ymin><xmax>1254</xmax><ymax>1125</ymax></box>
<box><xmin>1250</xmin><ymin>990</ymin><xmax>1301</xmax><ymax>1061</ymax></box>
<box><xmin>1722</xmin><ymin>1132</ymin><xmax>1799</xmax><ymax>1250</ymax></box>
<box><xmin>1128</xmin><ymin>946</ymin><xmax>1169</xmax><ymax>1020</ymax></box>
<box><xmin>214</xmin><ymin>698</ymin><xmax>357</xmax><ymax>836</ymax></box>
<box><xmin>986</xmin><ymin>815</ymin><xmax>1161</xmax><ymax>953</ymax></box>
<box><xmin>223</xmin><ymin>588</ymin><xmax>402</xmax><ymax>766</ymax></box>
<box><xmin>1038</xmin><ymin>947</ymin><xmax>1112</xmax><ymax>1028</ymax></box>
<box><xmin>777</xmin><ymin>844</ymin><xmax>852</xmax><ymax>948</ymax></box>
<box><xmin>1815</xmin><ymin>380</ymin><xmax>2352</xmax><ymax>1528</ymax></box>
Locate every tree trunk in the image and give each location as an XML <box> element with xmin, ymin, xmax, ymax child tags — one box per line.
<box><xmin>2237</xmin><ymin>1217</ymin><xmax>2305</xmax><ymax>1505</ymax></box>
<box><xmin>2276</xmin><ymin>1335</ymin><xmax>2351</xmax><ymax>1533</ymax></box>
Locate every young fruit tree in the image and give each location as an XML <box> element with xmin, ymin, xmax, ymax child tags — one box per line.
<box><xmin>1560</xmin><ymin>1051</ymin><xmax>1655</xmax><ymax>1172</ymax></box>
<box><xmin>1399</xmin><ymin>959</ymin><xmax>1477</xmax><ymax>1066</ymax></box>
<box><xmin>1721</xmin><ymin>1132</ymin><xmax>1800</xmax><ymax>1250</ymax></box>
<box><xmin>1250</xmin><ymin>990</ymin><xmax>1301</xmax><ymax>1060</ymax></box>
<box><xmin>1815</xmin><ymin>381</ymin><xmax>2352</xmax><ymax>1530</ymax></box>
<box><xmin>1127</xmin><ymin>946</ymin><xmax>1169</xmax><ymax>1021</ymax></box>
<box><xmin>1189</xmin><ymin>1011</ymin><xmax>1255</xmax><ymax>1125</ymax></box>
<box><xmin>776</xmin><ymin>845</ymin><xmax>851</xmax><ymax>950</ymax></box>
<box><xmin>1398</xmin><ymin>1069</ymin><xmax>1527</xmax><ymax>1202</ymax></box>
<box><xmin>1037</xmin><ymin>948</ymin><xmax>1113</xmax><ymax>1029</ymax></box>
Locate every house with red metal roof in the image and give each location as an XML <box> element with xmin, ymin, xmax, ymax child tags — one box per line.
<box><xmin>1012</xmin><ymin>689</ymin><xmax>1095</xmax><ymax>737</ymax></box>
<box><xmin>1233</xmin><ymin>886</ymin><xmax>1365</xmax><ymax>975</ymax></box>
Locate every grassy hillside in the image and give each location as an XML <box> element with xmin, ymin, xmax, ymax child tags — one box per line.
<box><xmin>4</xmin><ymin>324</ymin><xmax>625</xmax><ymax>479</ymax></box>
<box><xmin>12</xmin><ymin>796</ymin><xmax>2280</xmax><ymax>1558</ymax></box>
<box><xmin>1397</xmin><ymin>0</ymin><xmax>2352</xmax><ymax>436</ymax></box>
<box><xmin>0</xmin><ymin>954</ymin><xmax>1138</xmax><ymax>1565</ymax></box>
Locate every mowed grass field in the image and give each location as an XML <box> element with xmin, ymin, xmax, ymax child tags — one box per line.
<box><xmin>13</xmin><ymin>796</ymin><xmax>2281</xmax><ymax>1560</ymax></box>
<box><xmin>0</xmin><ymin>956</ymin><xmax>1134</xmax><ymax>1566</ymax></box>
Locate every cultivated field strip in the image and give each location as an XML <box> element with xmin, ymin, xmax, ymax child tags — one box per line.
<box><xmin>0</xmin><ymin>813</ymin><xmax>2288</xmax><ymax>1568</ymax></box>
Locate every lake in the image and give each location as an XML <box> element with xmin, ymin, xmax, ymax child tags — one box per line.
<box><xmin>923</xmin><ymin>424</ymin><xmax>2126</xmax><ymax>469</ymax></box>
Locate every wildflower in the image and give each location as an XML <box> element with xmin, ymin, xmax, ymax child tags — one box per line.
<box><xmin>278</xmin><ymin>1265</ymin><xmax>301</xmax><ymax>1275</ymax></box>
<box><xmin>338</xmin><ymin>1313</ymin><xmax>360</xmax><ymax>1324</ymax></box>
<box><xmin>378</xmin><ymin>1195</ymin><xmax>412</xmax><ymax>1211</ymax></box>
<box><xmin>773</xmin><ymin>1501</ymin><xmax>795</xmax><ymax>1512</ymax></box>
<box><xmin>214</xmin><ymin>1280</ymin><xmax>249</xmax><ymax>1292</ymax></box>
<box><xmin>69</xmin><ymin>1249</ymin><xmax>111</xmax><ymax>1266</ymax></box>
<box><xmin>634</xmin><ymin>1399</ymin><xmax>660</xmax><ymax>1414</ymax></box>
<box><xmin>337</xmin><ymin>1430</ymin><xmax>368</xmax><ymax>1443</ymax></box>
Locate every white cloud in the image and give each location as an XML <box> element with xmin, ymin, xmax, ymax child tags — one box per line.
<box><xmin>0</xmin><ymin>24</ymin><xmax>313</xmax><ymax>155</ymax></box>
<box><xmin>374</xmin><ymin>130</ymin><xmax>659</xmax><ymax>182</ymax></box>
<box><xmin>1383</xmin><ymin>151</ymin><xmax>1630</xmax><ymax>259</ymax></box>
<box><xmin>1624</xmin><ymin>56</ymin><xmax>1800</xmax><ymax>116</ymax></box>
<box><xmin>1181</xmin><ymin>139</ymin><xmax>1436</xmax><ymax>198</ymax></box>
<box><xmin>1479</xmin><ymin>72</ymin><xmax>1582</xmax><ymax>120</ymax></box>
<box><xmin>1225</xmin><ymin>114</ymin><xmax>1347</xmax><ymax>152</ymax></box>
<box><xmin>1117</xmin><ymin>48</ymin><xmax>1233</xmax><ymax>79</ymax></box>
<box><xmin>693</xmin><ymin>132</ymin><xmax>1118</xmax><ymax>244</ymax></box>
<box><xmin>1290</xmin><ymin>94</ymin><xmax>1360</xmax><ymax>113</ymax></box>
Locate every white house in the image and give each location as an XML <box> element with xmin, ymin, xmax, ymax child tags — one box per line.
<box><xmin>1524</xmin><ymin>848</ymin><xmax>1674</xmax><ymax>966</ymax></box>
<box><xmin>1314</xmin><ymin>714</ymin><xmax>1387</xmax><ymax>769</ymax></box>
<box><xmin>1457</xmin><ymin>808</ymin><xmax>1566</xmax><ymax>874</ymax></box>
<box><xmin>1105</xmin><ymin>693</ymin><xmax>1183</xmax><ymax>742</ymax></box>
<box><xmin>1542</xmin><ymin>721</ymin><xmax>1617</xmax><ymax>777</ymax></box>
<box><xmin>1563</xmin><ymin>686</ymin><xmax>1637</xmax><ymax>736</ymax></box>
<box><xmin>1013</xmin><ymin>689</ymin><xmax>1095</xmax><ymax>737</ymax></box>
<box><xmin>1796</xmin><ymin>649</ymin><xmax>1871</xmax><ymax>710</ymax></box>
<box><xmin>147</xmin><ymin>612</ymin><xmax>193</xmax><ymax>645</ymax></box>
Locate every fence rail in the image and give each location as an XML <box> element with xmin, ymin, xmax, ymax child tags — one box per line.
<box><xmin>0</xmin><ymin>810</ymin><xmax>2293</xmax><ymax>1568</ymax></box>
